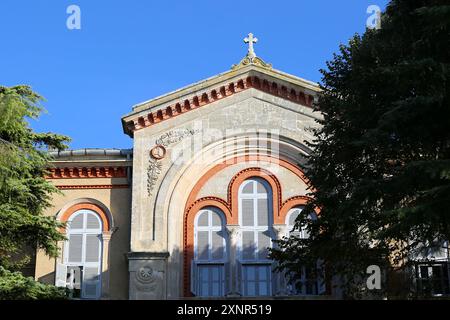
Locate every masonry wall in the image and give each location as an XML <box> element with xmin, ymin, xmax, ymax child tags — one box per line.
<box><xmin>35</xmin><ymin>176</ymin><xmax>131</xmax><ymax>300</ymax></box>
<box><xmin>127</xmin><ymin>89</ymin><xmax>322</xmax><ymax>298</ymax></box>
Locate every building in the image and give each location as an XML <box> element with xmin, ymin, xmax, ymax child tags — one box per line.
<box><xmin>33</xmin><ymin>34</ymin><xmax>334</xmax><ymax>299</ymax></box>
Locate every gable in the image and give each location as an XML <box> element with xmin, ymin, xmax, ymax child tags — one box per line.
<box><xmin>121</xmin><ymin>64</ymin><xmax>321</xmax><ymax>137</ymax></box>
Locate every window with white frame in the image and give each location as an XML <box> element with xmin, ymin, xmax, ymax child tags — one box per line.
<box><xmin>60</xmin><ymin>210</ymin><xmax>103</xmax><ymax>299</ymax></box>
<box><xmin>192</xmin><ymin>207</ymin><xmax>228</xmax><ymax>297</ymax></box>
<box><xmin>285</xmin><ymin>207</ymin><xmax>323</xmax><ymax>295</ymax></box>
<box><xmin>238</xmin><ymin>178</ymin><xmax>273</xmax><ymax>296</ymax></box>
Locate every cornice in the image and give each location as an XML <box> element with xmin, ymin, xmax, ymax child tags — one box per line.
<box><xmin>46</xmin><ymin>166</ymin><xmax>128</xmax><ymax>179</ymax></box>
<box><xmin>55</xmin><ymin>184</ymin><xmax>130</xmax><ymax>190</ymax></box>
<box><xmin>122</xmin><ymin>74</ymin><xmax>318</xmax><ymax>137</ymax></box>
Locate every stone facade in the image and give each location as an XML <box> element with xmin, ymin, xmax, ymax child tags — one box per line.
<box><xmin>36</xmin><ymin>48</ymin><xmax>325</xmax><ymax>299</ymax></box>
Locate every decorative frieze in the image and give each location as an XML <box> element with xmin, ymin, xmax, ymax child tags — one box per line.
<box><xmin>46</xmin><ymin>166</ymin><xmax>127</xmax><ymax>179</ymax></box>
<box><xmin>147</xmin><ymin>129</ymin><xmax>200</xmax><ymax>197</ymax></box>
<box><xmin>55</xmin><ymin>184</ymin><xmax>129</xmax><ymax>190</ymax></box>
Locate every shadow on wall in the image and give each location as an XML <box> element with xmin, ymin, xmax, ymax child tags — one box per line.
<box><xmin>107</xmin><ymin>188</ymin><xmax>132</xmax><ymax>300</ymax></box>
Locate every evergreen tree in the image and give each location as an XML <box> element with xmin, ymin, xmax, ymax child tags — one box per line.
<box><xmin>271</xmin><ymin>0</ymin><xmax>450</xmax><ymax>298</ymax></box>
<box><xmin>0</xmin><ymin>85</ymin><xmax>70</xmax><ymax>299</ymax></box>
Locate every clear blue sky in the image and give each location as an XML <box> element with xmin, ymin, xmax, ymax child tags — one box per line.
<box><xmin>0</xmin><ymin>0</ymin><xmax>389</xmax><ymax>149</ymax></box>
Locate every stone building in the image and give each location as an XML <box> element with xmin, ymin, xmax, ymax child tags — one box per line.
<box><xmin>34</xmin><ymin>34</ymin><xmax>326</xmax><ymax>299</ymax></box>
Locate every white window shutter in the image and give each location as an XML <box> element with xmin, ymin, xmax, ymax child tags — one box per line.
<box><xmin>68</xmin><ymin>234</ymin><xmax>83</xmax><ymax>263</ymax></box>
<box><xmin>55</xmin><ymin>263</ymin><xmax>67</xmax><ymax>287</ymax></box>
<box><xmin>190</xmin><ymin>260</ymin><xmax>197</xmax><ymax>296</ymax></box>
<box><xmin>85</xmin><ymin>234</ymin><xmax>101</xmax><ymax>262</ymax></box>
<box><xmin>241</xmin><ymin>199</ymin><xmax>254</xmax><ymax>226</ymax></box>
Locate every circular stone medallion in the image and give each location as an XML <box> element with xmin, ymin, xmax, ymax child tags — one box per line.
<box><xmin>136</xmin><ymin>266</ymin><xmax>154</xmax><ymax>283</ymax></box>
<box><xmin>150</xmin><ymin>145</ymin><xmax>166</xmax><ymax>160</ymax></box>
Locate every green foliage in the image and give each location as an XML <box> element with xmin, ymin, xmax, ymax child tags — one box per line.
<box><xmin>0</xmin><ymin>85</ymin><xmax>71</xmax><ymax>298</ymax></box>
<box><xmin>271</xmin><ymin>0</ymin><xmax>450</xmax><ymax>298</ymax></box>
<box><xmin>0</xmin><ymin>267</ymin><xmax>68</xmax><ymax>300</ymax></box>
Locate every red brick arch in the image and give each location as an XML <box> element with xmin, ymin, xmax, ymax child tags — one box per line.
<box><xmin>59</xmin><ymin>202</ymin><xmax>111</xmax><ymax>232</ymax></box>
<box><xmin>227</xmin><ymin>167</ymin><xmax>282</xmax><ymax>225</ymax></box>
<box><xmin>182</xmin><ymin>155</ymin><xmax>311</xmax><ymax>296</ymax></box>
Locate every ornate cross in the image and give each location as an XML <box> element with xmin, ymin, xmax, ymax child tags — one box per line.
<box><xmin>244</xmin><ymin>33</ymin><xmax>258</xmax><ymax>59</ymax></box>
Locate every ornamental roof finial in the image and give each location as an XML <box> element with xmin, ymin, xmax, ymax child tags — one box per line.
<box><xmin>244</xmin><ymin>33</ymin><xmax>258</xmax><ymax>59</ymax></box>
<box><xmin>232</xmin><ymin>33</ymin><xmax>272</xmax><ymax>70</ymax></box>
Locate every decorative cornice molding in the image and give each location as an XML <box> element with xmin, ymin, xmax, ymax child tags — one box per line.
<box><xmin>124</xmin><ymin>75</ymin><xmax>316</xmax><ymax>137</ymax></box>
<box><xmin>46</xmin><ymin>166</ymin><xmax>127</xmax><ymax>179</ymax></box>
<box><xmin>55</xmin><ymin>184</ymin><xmax>129</xmax><ymax>190</ymax></box>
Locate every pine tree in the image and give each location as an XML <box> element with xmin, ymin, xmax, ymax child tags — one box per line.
<box><xmin>271</xmin><ymin>0</ymin><xmax>450</xmax><ymax>298</ymax></box>
<box><xmin>0</xmin><ymin>85</ymin><xmax>70</xmax><ymax>299</ymax></box>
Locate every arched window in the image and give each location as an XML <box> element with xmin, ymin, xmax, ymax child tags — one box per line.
<box><xmin>285</xmin><ymin>207</ymin><xmax>321</xmax><ymax>296</ymax></box>
<box><xmin>238</xmin><ymin>178</ymin><xmax>273</xmax><ymax>296</ymax></box>
<box><xmin>192</xmin><ymin>207</ymin><xmax>228</xmax><ymax>297</ymax></box>
<box><xmin>64</xmin><ymin>209</ymin><xmax>103</xmax><ymax>299</ymax></box>
<box><xmin>286</xmin><ymin>206</ymin><xmax>317</xmax><ymax>239</ymax></box>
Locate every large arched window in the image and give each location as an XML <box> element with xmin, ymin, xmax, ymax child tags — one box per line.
<box><xmin>192</xmin><ymin>207</ymin><xmax>228</xmax><ymax>297</ymax></box>
<box><xmin>285</xmin><ymin>207</ymin><xmax>322</xmax><ymax>295</ymax></box>
<box><xmin>63</xmin><ymin>209</ymin><xmax>103</xmax><ymax>299</ymax></box>
<box><xmin>238</xmin><ymin>178</ymin><xmax>273</xmax><ymax>296</ymax></box>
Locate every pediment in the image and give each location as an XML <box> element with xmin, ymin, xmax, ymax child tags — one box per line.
<box><xmin>121</xmin><ymin>64</ymin><xmax>321</xmax><ymax>137</ymax></box>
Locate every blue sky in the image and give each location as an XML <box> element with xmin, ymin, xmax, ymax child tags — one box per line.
<box><xmin>0</xmin><ymin>0</ymin><xmax>389</xmax><ymax>149</ymax></box>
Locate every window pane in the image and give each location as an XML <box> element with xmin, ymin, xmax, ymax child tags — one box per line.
<box><xmin>85</xmin><ymin>234</ymin><xmax>101</xmax><ymax>262</ymax></box>
<box><xmin>256</xmin><ymin>180</ymin><xmax>267</xmax><ymax>194</ymax></box>
<box><xmin>211</xmin><ymin>211</ymin><xmax>222</xmax><ymax>226</ymax></box>
<box><xmin>246</xmin><ymin>266</ymin><xmax>256</xmax><ymax>280</ymax></box>
<box><xmin>289</xmin><ymin>209</ymin><xmax>301</xmax><ymax>226</ymax></box>
<box><xmin>257</xmin><ymin>199</ymin><xmax>269</xmax><ymax>226</ymax></box>
<box><xmin>211</xmin><ymin>266</ymin><xmax>220</xmax><ymax>281</ymax></box>
<box><xmin>258</xmin><ymin>265</ymin><xmax>268</xmax><ymax>281</ymax></box>
<box><xmin>197</xmin><ymin>212</ymin><xmax>209</xmax><ymax>226</ymax></box>
<box><xmin>197</xmin><ymin>231</ymin><xmax>209</xmax><ymax>260</ymax></box>
<box><xmin>68</xmin><ymin>234</ymin><xmax>83</xmax><ymax>263</ymax></box>
<box><xmin>211</xmin><ymin>231</ymin><xmax>224</xmax><ymax>260</ymax></box>
<box><xmin>242</xmin><ymin>181</ymin><xmax>254</xmax><ymax>194</ymax></box>
<box><xmin>242</xmin><ymin>199</ymin><xmax>254</xmax><ymax>226</ymax></box>
<box><xmin>242</xmin><ymin>231</ymin><xmax>255</xmax><ymax>260</ymax></box>
<box><xmin>258</xmin><ymin>232</ymin><xmax>271</xmax><ymax>260</ymax></box>
<box><xmin>200</xmin><ymin>266</ymin><xmax>209</xmax><ymax>280</ymax></box>
<box><xmin>201</xmin><ymin>282</ymin><xmax>209</xmax><ymax>296</ymax></box>
<box><xmin>259</xmin><ymin>281</ymin><xmax>269</xmax><ymax>296</ymax></box>
<box><xmin>212</xmin><ymin>282</ymin><xmax>220</xmax><ymax>296</ymax></box>
<box><xmin>86</xmin><ymin>213</ymin><xmax>100</xmax><ymax>229</ymax></box>
<box><xmin>247</xmin><ymin>282</ymin><xmax>256</xmax><ymax>296</ymax></box>
<box><xmin>197</xmin><ymin>265</ymin><xmax>224</xmax><ymax>297</ymax></box>
<box><xmin>243</xmin><ymin>265</ymin><xmax>271</xmax><ymax>296</ymax></box>
<box><xmin>70</xmin><ymin>214</ymin><xmax>84</xmax><ymax>229</ymax></box>
<box><xmin>84</xmin><ymin>267</ymin><xmax>100</xmax><ymax>282</ymax></box>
